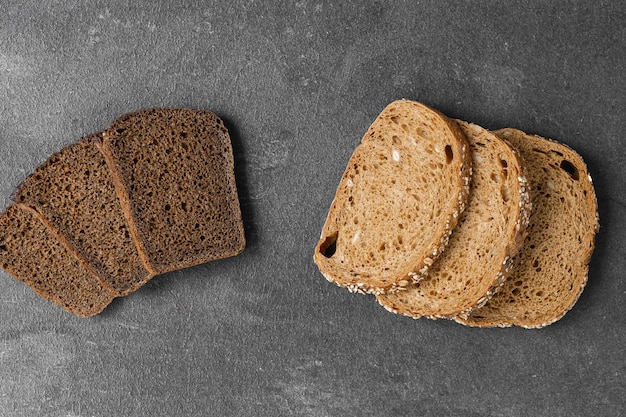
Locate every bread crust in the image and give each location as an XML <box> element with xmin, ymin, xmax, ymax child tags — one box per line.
<box><xmin>314</xmin><ymin>100</ymin><xmax>471</xmax><ymax>294</ymax></box>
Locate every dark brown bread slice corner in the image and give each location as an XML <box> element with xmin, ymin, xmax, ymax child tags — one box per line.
<box><xmin>377</xmin><ymin>121</ymin><xmax>531</xmax><ymax>318</ymax></box>
<box><xmin>456</xmin><ymin>128</ymin><xmax>599</xmax><ymax>328</ymax></box>
<box><xmin>100</xmin><ymin>108</ymin><xmax>246</xmax><ymax>274</ymax></box>
<box><xmin>314</xmin><ymin>100</ymin><xmax>472</xmax><ymax>295</ymax></box>
<box><xmin>15</xmin><ymin>133</ymin><xmax>154</xmax><ymax>296</ymax></box>
<box><xmin>0</xmin><ymin>204</ymin><xmax>114</xmax><ymax>317</ymax></box>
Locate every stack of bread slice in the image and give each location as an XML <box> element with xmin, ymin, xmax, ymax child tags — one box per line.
<box><xmin>0</xmin><ymin>108</ymin><xmax>245</xmax><ymax>317</ymax></box>
<box><xmin>314</xmin><ymin>100</ymin><xmax>599</xmax><ymax>328</ymax></box>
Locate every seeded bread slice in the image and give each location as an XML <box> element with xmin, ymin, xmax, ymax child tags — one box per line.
<box><xmin>0</xmin><ymin>204</ymin><xmax>114</xmax><ymax>317</ymax></box>
<box><xmin>456</xmin><ymin>128</ymin><xmax>599</xmax><ymax>328</ymax></box>
<box><xmin>314</xmin><ymin>100</ymin><xmax>472</xmax><ymax>294</ymax></box>
<box><xmin>377</xmin><ymin>121</ymin><xmax>531</xmax><ymax>318</ymax></box>
<box><xmin>16</xmin><ymin>134</ymin><xmax>154</xmax><ymax>296</ymax></box>
<box><xmin>100</xmin><ymin>108</ymin><xmax>246</xmax><ymax>274</ymax></box>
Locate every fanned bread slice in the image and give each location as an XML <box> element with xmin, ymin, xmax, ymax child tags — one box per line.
<box><xmin>377</xmin><ymin>121</ymin><xmax>531</xmax><ymax>318</ymax></box>
<box><xmin>456</xmin><ymin>128</ymin><xmax>599</xmax><ymax>328</ymax></box>
<box><xmin>101</xmin><ymin>108</ymin><xmax>246</xmax><ymax>274</ymax></box>
<box><xmin>314</xmin><ymin>100</ymin><xmax>472</xmax><ymax>294</ymax></box>
<box><xmin>0</xmin><ymin>204</ymin><xmax>114</xmax><ymax>317</ymax></box>
<box><xmin>16</xmin><ymin>133</ymin><xmax>154</xmax><ymax>296</ymax></box>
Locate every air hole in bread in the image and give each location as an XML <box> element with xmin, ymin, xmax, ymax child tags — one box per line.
<box><xmin>0</xmin><ymin>245</ymin><xmax>6</xmax><ymax>252</ymax></box>
<box><xmin>444</xmin><ymin>145</ymin><xmax>453</xmax><ymax>164</ymax></box>
<box><xmin>500</xmin><ymin>184</ymin><xmax>510</xmax><ymax>202</ymax></box>
<box><xmin>499</xmin><ymin>158</ymin><xmax>508</xmax><ymax>168</ymax></box>
<box><xmin>320</xmin><ymin>232</ymin><xmax>338</xmax><ymax>258</ymax></box>
<box><xmin>560</xmin><ymin>159</ymin><xmax>579</xmax><ymax>180</ymax></box>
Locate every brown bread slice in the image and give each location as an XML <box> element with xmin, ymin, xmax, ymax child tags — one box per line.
<box><xmin>377</xmin><ymin>121</ymin><xmax>531</xmax><ymax>318</ymax></box>
<box><xmin>0</xmin><ymin>204</ymin><xmax>114</xmax><ymax>317</ymax></box>
<box><xmin>456</xmin><ymin>128</ymin><xmax>599</xmax><ymax>328</ymax></box>
<box><xmin>314</xmin><ymin>100</ymin><xmax>472</xmax><ymax>294</ymax></box>
<box><xmin>16</xmin><ymin>133</ymin><xmax>154</xmax><ymax>296</ymax></box>
<box><xmin>100</xmin><ymin>108</ymin><xmax>246</xmax><ymax>274</ymax></box>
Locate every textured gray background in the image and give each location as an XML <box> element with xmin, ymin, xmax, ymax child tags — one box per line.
<box><xmin>0</xmin><ymin>1</ymin><xmax>624</xmax><ymax>416</ymax></box>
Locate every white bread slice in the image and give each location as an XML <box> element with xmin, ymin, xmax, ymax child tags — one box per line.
<box><xmin>377</xmin><ymin>121</ymin><xmax>531</xmax><ymax>318</ymax></box>
<box><xmin>314</xmin><ymin>100</ymin><xmax>472</xmax><ymax>294</ymax></box>
<box><xmin>456</xmin><ymin>128</ymin><xmax>599</xmax><ymax>328</ymax></box>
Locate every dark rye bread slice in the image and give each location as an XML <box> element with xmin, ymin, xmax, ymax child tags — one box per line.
<box><xmin>0</xmin><ymin>204</ymin><xmax>114</xmax><ymax>317</ymax></box>
<box><xmin>377</xmin><ymin>121</ymin><xmax>531</xmax><ymax>318</ymax></box>
<box><xmin>456</xmin><ymin>128</ymin><xmax>599</xmax><ymax>328</ymax></box>
<box><xmin>314</xmin><ymin>100</ymin><xmax>471</xmax><ymax>294</ymax></box>
<box><xmin>16</xmin><ymin>133</ymin><xmax>154</xmax><ymax>296</ymax></box>
<box><xmin>100</xmin><ymin>108</ymin><xmax>245</xmax><ymax>274</ymax></box>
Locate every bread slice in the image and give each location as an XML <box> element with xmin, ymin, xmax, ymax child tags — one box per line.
<box><xmin>100</xmin><ymin>108</ymin><xmax>246</xmax><ymax>274</ymax></box>
<box><xmin>314</xmin><ymin>100</ymin><xmax>472</xmax><ymax>294</ymax></box>
<box><xmin>16</xmin><ymin>133</ymin><xmax>154</xmax><ymax>296</ymax></box>
<box><xmin>0</xmin><ymin>204</ymin><xmax>114</xmax><ymax>317</ymax></box>
<box><xmin>456</xmin><ymin>128</ymin><xmax>599</xmax><ymax>328</ymax></box>
<box><xmin>377</xmin><ymin>121</ymin><xmax>531</xmax><ymax>318</ymax></box>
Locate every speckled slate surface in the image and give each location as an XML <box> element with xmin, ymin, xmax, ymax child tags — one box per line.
<box><xmin>0</xmin><ymin>1</ymin><xmax>624</xmax><ymax>416</ymax></box>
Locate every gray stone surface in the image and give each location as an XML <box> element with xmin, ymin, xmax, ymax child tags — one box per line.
<box><xmin>0</xmin><ymin>1</ymin><xmax>624</xmax><ymax>416</ymax></box>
